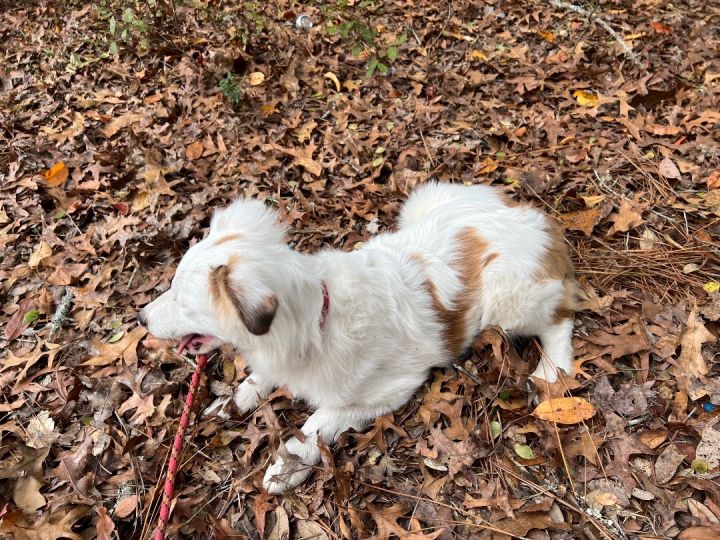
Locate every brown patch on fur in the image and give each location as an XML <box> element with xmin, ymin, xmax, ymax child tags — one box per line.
<box><xmin>415</xmin><ymin>228</ymin><xmax>496</xmax><ymax>357</ymax></box>
<box><xmin>209</xmin><ymin>257</ymin><xmax>278</xmax><ymax>335</ymax></box>
<box><xmin>212</xmin><ymin>233</ymin><xmax>242</xmax><ymax>246</ymax></box>
<box><xmin>538</xmin><ymin>220</ymin><xmax>581</xmax><ymax>323</ymax></box>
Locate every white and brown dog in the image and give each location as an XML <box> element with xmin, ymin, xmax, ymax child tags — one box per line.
<box><xmin>138</xmin><ymin>182</ymin><xmax>578</xmax><ymax>493</ymax></box>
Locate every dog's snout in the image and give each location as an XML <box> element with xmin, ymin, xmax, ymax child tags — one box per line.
<box><xmin>137</xmin><ymin>310</ymin><xmax>147</xmax><ymax>328</ymax></box>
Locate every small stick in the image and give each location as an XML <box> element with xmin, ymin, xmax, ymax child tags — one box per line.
<box><xmin>154</xmin><ymin>353</ymin><xmax>208</xmax><ymax>540</ymax></box>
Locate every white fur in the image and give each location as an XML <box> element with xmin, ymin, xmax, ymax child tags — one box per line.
<box><xmin>140</xmin><ymin>182</ymin><xmax>576</xmax><ymax>493</ymax></box>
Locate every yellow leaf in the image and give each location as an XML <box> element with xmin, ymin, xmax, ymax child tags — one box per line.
<box><xmin>533</xmin><ymin>397</ymin><xmax>597</xmax><ymax>424</ymax></box>
<box><xmin>537</xmin><ymin>30</ymin><xmax>555</xmax><ymax>43</ymax></box>
<box><xmin>260</xmin><ymin>103</ymin><xmax>277</xmax><ymax>115</ymax></box>
<box><xmin>704</xmin><ymin>282</ymin><xmax>720</xmax><ymax>294</ymax></box>
<box><xmin>477</xmin><ymin>157</ymin><xmax>498</xmax><ymax>175</ymax></box>
<box><xmin>594</xmin><ymin>492</ymin><xmax>618</xmax><ymax>506</ymax></box>
<box><xmin>468</xmin><ymin>49</ymin><xmax>488</xmax><ymax>61</ymax></box>
<box><xmin>324</xmin><ymin>71</ymin><xmax>341</xmax><ymax>92</ymax></box>
<box><xmin>249</xmin><ymin>71</ymin><xmax>265</xmax><ymax>86</ymax></box>
<box><xmin>42</xmin><ymin>162</ymin><xmax>69</xmax><ymax>187</ymax></box>
<box><xmin>574</xmin><ymin>90</ymin><xmax>599</xmax><ymax>107</ymax></box>
<box><xmin>623</xmin><ymin>32</ymin><xmax>645</xmax><ymax>41</ymax></box>
<box><xmin>581</xmin><ymin>194</ymin><xmax>605</xmax><ymax>208</ymax></box>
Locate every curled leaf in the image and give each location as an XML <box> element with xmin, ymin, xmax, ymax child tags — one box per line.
<box><xmin>574</xmin><ymin>90</ymin><xmax>599</xmax><ymax>107</ymax></box>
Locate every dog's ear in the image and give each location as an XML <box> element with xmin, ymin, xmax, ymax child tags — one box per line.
<box><xmin>209</xmin><ymin>265</ymin><xmax>278</xmax><ymax>335</ymax></box>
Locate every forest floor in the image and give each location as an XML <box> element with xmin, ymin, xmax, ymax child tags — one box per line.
<box><xmin>1</xmin><ymin>0</ymin><xmax>720</xmax><ymax>538</ymax></box>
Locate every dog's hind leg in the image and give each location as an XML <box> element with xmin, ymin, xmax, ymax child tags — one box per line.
<box><xmin>263</xmin><ymin>405</ymin><xmax>390</xmax><ymax>494</ymax></box>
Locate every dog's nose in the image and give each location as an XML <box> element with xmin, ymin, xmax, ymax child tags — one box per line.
<box><xmin>137</xmin><ymin>311</ymin><xmax>147</xmax><ymax>328</ymax></box>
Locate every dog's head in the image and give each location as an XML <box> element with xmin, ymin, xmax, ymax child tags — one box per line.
<box><xmin>138</xmin><ymin>199</ymin><xmax>287</xmax><ymax>354</ymax></box>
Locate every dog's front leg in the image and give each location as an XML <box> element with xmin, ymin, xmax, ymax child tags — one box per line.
<box><xmin>204</xmin><ymin>373</ymin><xmax>273</xmax><ymax>419</ymax></box>
<box><xmin>263</xmin><ymin>405</ymin><xmax>388</xmax><ymax>494</ymax></box>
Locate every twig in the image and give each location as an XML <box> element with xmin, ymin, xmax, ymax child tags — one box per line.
<box><xmin>547</xmin><ymin>0</ymin><xmax>642</xmax><ymax>66</ymax></box>
<box><xmin>49</xmin><ymin>288</ymin><xmax>74</xmax><ymax>337</ymax></box>
<box><xmin>154</xmin><ymin>353</ymin><xmax>208</xmax><ymax>540</ymax></box>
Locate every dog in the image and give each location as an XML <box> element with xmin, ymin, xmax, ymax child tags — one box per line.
<box><xmin>138</xmin><ymin>181</ymin><xmax>579</xmax><ymax>493</ymax></box>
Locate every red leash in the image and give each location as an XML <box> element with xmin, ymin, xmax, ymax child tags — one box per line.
<box><xmin>154</xmin><ymin>353</ymin><xmax>208</xmax><ymax>540</ymax></box>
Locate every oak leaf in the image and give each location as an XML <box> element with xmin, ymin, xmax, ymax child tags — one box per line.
<box><xmin>606</xmin><ymin>198</ymin><xmax>644</xmax><ymax>236</ymax></box>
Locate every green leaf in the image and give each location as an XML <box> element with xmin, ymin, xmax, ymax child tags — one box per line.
<box><xmin>326</xmin><ymin>25</ymin><xmax>338</xmax><ymax>36</ymax></box>
<box><xmin>54</xmin><ymin>210</ymin><xmax>66</xmax><ymax>219</ymax></box>
<box><xmin>514</xmin><ymin>444</ymin><xmax>534</xmax><ymax>460</ymax></box>
<box><xmin>377</xmin><ymin>62</ymin><xmax>389</xmax><ymax>74</ymax></box>
<box><xmin>366</xmin><ymin>58</ymin><xmax>379</xmax><ymax>77</ymax></box>
<box><xmin>371</xmin><ymin>157</ymin><xmax>384</xmax><ymax>167</ymax></box>
<box><xmin>122</xmin><ymin>8</ymin><xmax>134</xmax><ymax>23</ymax></box>
<box><xmin>495</xmin><ymin>151</ymin><xmax>507</xmax><ymax>159</ymax></box>
<box><xmin>109</xmin><ymin>16</ymin><xmax>116</xmax><ymax>36</ymax></box>
<box><xmin>22</xmin><ymin>310</ymin><xmax>40</xmax><ymax>324</ymax></box>
<box><xmin>351</xmin><ymin>45</ymin><xmax>362</xmax><ymax>58</ymax></box>
<box><xmin>691</xmin><ymin>458</ymin><xmax>709</xmax><ymax>474</ymax></box>
<box><xmin>109</xmin><ymin>41</ymin><xmax>119</xmax><ymax>55</ymax></box>
<box><xmin>387</xmin><ymin>46</ymin><xmax>398</xmax><ymax>62</ymax></box>
<box><xmin>499</xmin><ymin>390</ymin><xmax>511</xmax><ymax>401</ymax></box>
<box><xmin>490</xmin><ymin>421</ymin><xmax>501</xmax><ymax>439</ymax></box>
<box><xmin>395</xmin><ymin>33</ymin><xmax>408</xmax><ymax>45</ymax></box>
<box><xmin>121</xmin><ymin>28</ymin><xmax>128</xmax><ymax>42</ymax></box>
<box><xmin>108</xmin><ymin>330</ymin><xmax>125</xmax><ymax>343</ymax></box>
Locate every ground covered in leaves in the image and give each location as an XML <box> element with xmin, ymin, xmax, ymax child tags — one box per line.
<box><xmin>2</xmin><ymin>0</ymin><xmax>720</xmax><ymax>538</ymax></box>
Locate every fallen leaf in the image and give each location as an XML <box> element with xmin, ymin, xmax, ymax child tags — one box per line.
<box><xmin>650</xmin><ymin>21</ymin><xmax>672</xmax><ymax>34</ymax></box>
<box><xmin>534</xmin><ymin>397</ymin><xmax>597</xmax><ymax>424</ymax></box>
<box><xmin>249</xmin><ymin>71</ymin><xmax>265</xmax><ymax>86</ymax></box>
<box><xmin>95</xmin><ymin>507</ymin><xmax>115</xmax><ymax>540</ymax></box>
<box><xmin>514</xmin><ymin>443</ymin><xmax>534</xmax><ymax>459</ymax></box>
<box><xmin>658</xmin><ymin>157</ymin><xmax>682</xmax><ymax>179</ymax></box>
<box><xmin>468</xmin><ymin>49</ymin><xmax>489</xmax><ymax>61</ymax></box>
<box><xmin>704</xmin><ymin>282</ymin><xmax>720</xmax><ymax>294</ymax></box>
<box><xmin>26</xmin><ymin>411</ymin><xmax>58</xmax><ymax>449</ymax></box>
<box><xmin>674</xmin><ymin>305</ymin><xmax>717</xmax><ymax>379</ymax></box>
<box><xmin>29</xmin><ymin>240</ymin><xmax>53</xmax><ymax>268</ymax></box>
<box><xmin>638</xmin><ymin>429</ymin><xmax>667</xmax><ymax>449</ymax></box>
<box><xmin>186</xmin><ymin>140</ymin><xmax>204</xmax><ymax>160</ymax></box>
<box><xmin>102</xmin><ymin>112</ymin><xmax>146</xmax><ymax>137</ymax></box>
<box><xmin>13</xmin><ymin>475</ymin><xmax>45</xmax><ymax>512</ymax></box>
<box><xmin>707</xmin><ymin>171</ymin><xmax>720</xmax><ymax>190</ymax></box>
<box><xmin>679</xmin><ymin>526</ymin><xmax>720</xmax><ymax>540</ymax></box>
<box><xmin>4</xmin><ymin>298</ymin><xmax>34</xmax><ymax>342</ymax></box>
<box><xmin>696</xmin><ymin>424</ymin><xmax>720</xmax><ymax>470</ymax></box>
<box><xmin>574</xmin><ymin>90</ymin><xmax>599</xmax><ymax>107</ymax></box>
<box><xmin>324</xmin><ymin>71</ymin><xmax>341</xmax><ymax>92</ymax></box>
<box><xmin>607</xmin><ymin>198</ymin><xmax>644</xmax><ymax>236</ymax></box>
<box><xmin>42</xmin><ymin>162</ymin><xmax>69</xmax><ymax>187</ymax></box>
<box><xmin>654</xmin><ymin>443</ymin><xmax>686</xmax><ymax>483</ymax></box>
<box><xmin>559</xmin><ymin>207</ymin><xmax>605</xmax><ymax>236</ymax></box>
<box><xmin>114</xmin><ymin>494</ymin><xmax>137</xmax><ymax>518</ymax></box>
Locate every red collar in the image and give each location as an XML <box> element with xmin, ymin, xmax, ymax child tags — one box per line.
<box><xmin>320</xmin><ymin>280</ymin><xmax>330</xmax><ymax>329</ymax></box>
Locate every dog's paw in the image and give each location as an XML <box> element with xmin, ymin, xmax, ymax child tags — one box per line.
<box><xmin>263</xmin><ymin>454</ymin><xmax>313</xmax><ymax>494</ymax></box>
<box><xmin>202</xmin><ymin>396</ymin><xmax>233</xmax><ymax>420</ymax></box>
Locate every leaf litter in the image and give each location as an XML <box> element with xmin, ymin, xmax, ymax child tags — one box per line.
<box><xmin>1</xmin><ymin>0</ymin><xmax>719</xmax><ymax>538</ymax></box>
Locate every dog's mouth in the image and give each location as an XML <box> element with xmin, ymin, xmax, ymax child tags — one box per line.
<box><xmin>177</xmin><ymin>334</ymin><xmax>221</xmax><ymax>356</ymax></box>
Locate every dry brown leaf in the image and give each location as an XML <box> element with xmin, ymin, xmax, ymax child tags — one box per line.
<box><xmin>679</xmin><ymin>526</ymin><xmax>720</xmax><ymax>540</ymax></box>
<box><xmin>650</xmin><ymin>21</ymin><xmax>672</xmax><ymax>34</ymax></box>
<box><xmin>607</xmin><ymin>198</ymin><xmax>644</xmax><ymax>236</ymax></box>
<box><xmin>13</xmin><ymin>475</ymin><xmax>45</xmax><ymax>512</ymax></box>
<box><xmin>658</xmin><ymin>156</ymin><xmax>682</xmax><ymax>179</ymax></box>
<box><xmin>707</xmin><ymin>171</ymin><xmax>720</xmax><ymax>190</ymax></box>
<box><xmin>29</xmin><ymin>240</ymin><xmax>52</xmax><ymax>268</ymax></box>
<box><xmin>101</xmin><ymin>112</ymin><xmax>146</xmax><ymax>137</ymax></box>
<box><xmin>95</xmin><ymin>507</ymin><xmax>115</xmax><ymax>540</ymax></box>
<box><xmin>696</xmin><ymin>424</ymin><xmax>720</xmax><ymax>470</ymax></box>
<box><xmin>83</xmin><ymin>326</ymin><xmax>147</xmax><ymax>366</ymax></box>
<box><xmin>654</xmin><ymin>443</ymin><xmax>686</xmax><ymax>483</ymax></box>
<box><xmin>114</xmin><ymin>494</ymin><xmax>137</xmax><ymax>518</ymax></box>
<box><xmin>638</xmin><ymin>429</ymin><xmax>668</xmax><ymax>449</ymax></box>
<box><xmin>533</xmin><ymin>397</ymin><xmax>597</xmax><ymax>424</ymax></box>
<box><xmin>675</xmin><ymin>306</ymin><xmax>717</xmax><ymax>379</ymax></box>
<box><xmin>559</xmin><ymin>207</ymin><xmax>604</xmax><ymax>236</ymax></box>
<box><xmin>186</xmin><ymin>140</ymin><xmax>204</xmax><ymax>160</ymax></box>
